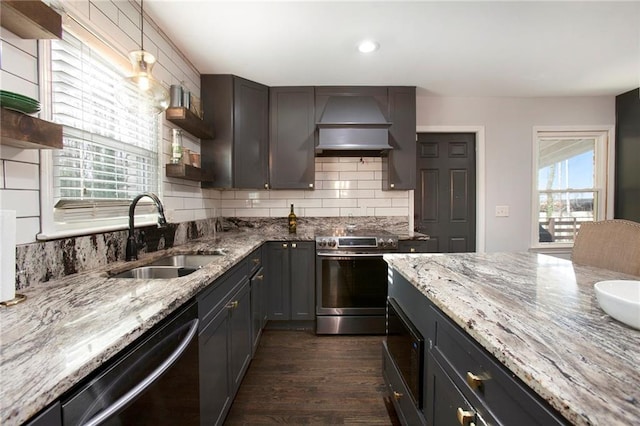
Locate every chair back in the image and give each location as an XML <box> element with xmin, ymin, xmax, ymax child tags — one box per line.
<box><xmin>572</xmin><ymin>219</ymin><xmax>640</xmax><ymax>276</ymax></box>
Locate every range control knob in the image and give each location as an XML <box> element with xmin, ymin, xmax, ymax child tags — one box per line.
<box><xmin>328</xmin><ymin>239</ymin><xmax>337</xmax><ymax>248</ymax></box>
<box><xmin>318</xmin><ymin>239</ymin><xmax>326</xmax><ymax>247</ymax></box>
<box><xmin>387</xmin><ymin>239</ymin><xmax>396</xmax><ymax>248</ymax></box>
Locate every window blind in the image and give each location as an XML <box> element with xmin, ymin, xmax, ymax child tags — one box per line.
<box><xmin>51</xmin><ymin>31</ymin><xmax>159</xmax><ymax>204</ymax></box>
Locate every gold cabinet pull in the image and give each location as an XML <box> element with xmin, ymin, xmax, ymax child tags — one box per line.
<box><xmin>264</xmin><ymin>183</ymin><xmax>269</xmax><ymax>189</ymax></box>
<box><xmin>292</xmin><ymin>243</ymin><xmax>297</xmax><ymax>248</ymax></box>
<box><xmin>282</xmin><ymin>243</ymin><xmax>288</xmax><ymax>248</ymax></box>
<box><xmin>457</xmin><ymin>408</ymin><xmax>474</xmax><ymax>426</ymax></box>
<box><xmin>393</xmin><ymin>391</ymin><xmax>403</xmax><ymax>400</ymax></box>
<box><xmin>466</xmin><ymin>371</ymin><xmax>483</xmax><ymax>390</ymax></box>
<box><xmin>255</xmin><ymin>274</ymin><xmax>264</xmax><ymax>280</ymax></box>
<box><xmin>226</xmin><ymin>301</ymin><xmax>239</xmax><ymax>309</ymax></box>
<box><xmin>410</xmin><ymin>247</ymin><xmax>416</xmax><ymax>253</ymax></box>
<box><xmin>252</xmin><ymin>258</ymin><xmax>260</xmax><ymax>264</ymax></box>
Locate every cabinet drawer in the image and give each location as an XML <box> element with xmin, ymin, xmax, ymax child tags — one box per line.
<box><xmin>428</xmin><ymin>356</ymin><xmax>486</xmax><ymax>426</ymax></box>
<box><xmin>397</xmin><ymin>240</ymin><xmax>437</xmax><ymax>253</ymax></box>
<box><xmin>430</xmin><ymin>306</ymin><xmax>566</xmax><ymax>426</ymax></box>
<box><xmin>198</xmin><ymin>260</ymin><xmax>248</xmax><ymax>327</ymax></box>
<box><xmin>382</xmin><ymin>341</ymin><xmax>427</xmax><ymax>426</ymax></box>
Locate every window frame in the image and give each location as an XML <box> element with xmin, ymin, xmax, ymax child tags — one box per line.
<box><xmin>38</xmin><ymin>26</ymin><xmax>163</xmax><ymax>241</ymax></box>
<box><xmin>530</xmin><ymin>126</ymin><xmax>615</xmax><ymax>250</ymax></box>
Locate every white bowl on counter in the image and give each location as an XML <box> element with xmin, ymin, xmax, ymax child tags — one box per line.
<box><xmin>594</xmin><ymin>280</ymin><xmax>640</xmax><ymax>330</ymax></box>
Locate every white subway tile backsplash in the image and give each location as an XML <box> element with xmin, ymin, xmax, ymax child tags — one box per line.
<box><xmin>321</xmin><ymin>180</ymin><xmax>356</xmax><ymax>190</ymax></box>
<box><xmin>358</xmin><ymin>198</ymin><xmax>393</xmax><ymax>208</ymax></box>
<box><xmin>321</xmin><ymin>162</ymin><xmax>358</xmax><ymax>172</ymax></box>
<box><xmin>315</xmin><ymin>171</ymin><xmax>340</xmax><ymax>181</ymax></box>
<box><xmin>374</xmin><ymin>207</ymin><xmax>408</xmax><ymax>216</ymax></box>
<box><xmin>305</xmin><ymin>208</ymin><xmax>340</xmax><ymax>217</ymax></box>
<box><xmin>223</xmin><ymin>199</ymin><xmax>253</xmax><ymax>209</ymax></box>
<box><xmin>392</xmin><ymin>198</ymin><xmax>410</xmax><ymax>207</ymax></box>
<box><xmin>4</xmin><ymin>162</ymin><xmax>39</xmax><ymax>190</ymax></box>
<box><xmin>16</xmin><ymin>217</ymin><xmax>39</xmax><ymax>245</ymax></box>
<box><xmin>339</xmin><ymin>189</ymin><xmax>375</xmax><ymax>199</ymax></box>
<box><xmin>340</xmin><ymin>171</ymin><xmax>375</xmax><ymax>181</ymax></box>
<box><xmin>374</xmin><ymin>189</ymin><xmax>410</xmax><ymax>199</ymax></box>
<box><xmin>0</xmin><ymin>146</ymin><xmax>39</xmax><ymax>163</ymax></box>
<box><xmin>234</xmin><ymin>190</ymin><xmax>270</xmax><ymax>200</ymax></box>
<box><xmin>1</xmin><ymin>42</ymin><xmax>38</xmax><ymax>84</ymax></box>
<box><xmin>322</xmin><ymin>198</ymin><xmax>357</xmax><ymax>208</ymax></box>
<box><xmin>269</xmin><ymin>190</ymin><xmax>306</xmax><ymax>199</ymax></box>
<box><xmin>357</xmin><ymin>180</ymin><xmax>382</xmax><ymax>190</ymax></box>
<box><xmin>1</xmin><ymin>190</ymin><xmax>39</xmax><ymax>217</ymax></box>
<box><xmin>251</xmin><ymin>199</ymin><xmax>288</xmax><ymax>208</ymax></box>
<box><xmin>304</xmin><ymin>189</ymin><xmax>340</xmax><ymax>199</ymax></box>
<box><xmin>234</xmin><ymin>208</ymin><xmax>270</xmax><ymax>217</ymax></box>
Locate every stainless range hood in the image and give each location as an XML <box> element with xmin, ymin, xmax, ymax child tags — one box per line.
<box><xmin>316</xmin><ymin>96</ymin><xmax>393</xmax><ymax>153</ymax></box>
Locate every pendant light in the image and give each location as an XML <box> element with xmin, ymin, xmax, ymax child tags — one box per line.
<box><xmin>123</xmin><ymin>0</ymin><xmax>169</xmax><ymax>113</ymax></box>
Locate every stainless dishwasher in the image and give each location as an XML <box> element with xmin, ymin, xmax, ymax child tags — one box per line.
<box><xmin>61</xmin><ymin>301</ymin><xmax>200</xmax><ymax>426</ymax></box>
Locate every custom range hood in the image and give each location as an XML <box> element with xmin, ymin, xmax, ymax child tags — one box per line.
<box><xmin>316</xmin><ymin>96</ymin><xmax>393</xmax><ymax>154</ymax></box>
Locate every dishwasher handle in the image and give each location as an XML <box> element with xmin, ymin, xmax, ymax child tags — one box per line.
<box><xmin>83</xmin><ymin>318</ymin><xmax>199</xmax><ymax>426</ymax></box>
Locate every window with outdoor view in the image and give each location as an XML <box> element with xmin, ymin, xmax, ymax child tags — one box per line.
<box><xmin>534</xmin><ymin>130</ymin><xmax>609</xmax><ymax>246</ymax></box>
<box><xmin>46</xmin><ymin>30</ymin><xmax>160</xmax><ymax>232</ymax></box>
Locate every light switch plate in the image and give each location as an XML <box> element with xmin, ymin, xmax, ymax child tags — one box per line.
<box><xmin>495</xmin><ymin>205</ymin><xmax>509</xmax><ymax>217</ymax></box>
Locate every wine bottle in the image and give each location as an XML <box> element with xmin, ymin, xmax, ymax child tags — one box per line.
<box><xmin>288</xmin><ymin>204</ymin><xmax>297</xmax><ymax>234</ymax></box>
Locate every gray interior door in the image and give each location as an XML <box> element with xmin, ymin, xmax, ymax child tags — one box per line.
<box><xmin>415</xmin><ymin>133</ymin><xmax>476</xmax><ymax>252</ymax></box>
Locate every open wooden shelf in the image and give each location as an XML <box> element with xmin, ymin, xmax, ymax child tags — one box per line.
<box><xmin>166</xmin><ymin>163</ymin><xmax>204</xmax><ymax>181</ymax></box>
<box><xmin>1</xmin><ymin>1</ymin><xmax>62</xmax><ymax>39</ymax></box>
<box><xmin>1</xmin><ymin>108</ymin><xmax>62</xmax><ymax>149</ymax></box>
<box><xmin>165</xmin><ymin>107</ymin><xmax>214</xmax><ymax>139</ymax></box>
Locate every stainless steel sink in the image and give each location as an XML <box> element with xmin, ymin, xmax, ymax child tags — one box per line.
<box><xmin>110</xmin><ymin>266</ymin><xmax>199</xmax><ymax>279</ymax></box>
<box><xmin>147</xmin><ymin>253</ymin><xmax>225</xmax><ymax>267</ymax></box>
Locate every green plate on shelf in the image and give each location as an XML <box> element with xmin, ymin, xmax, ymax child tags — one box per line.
<box><xmin>0</xmin><ymin>90</ymin><xmax>40</xmax><ymax>114</ymax></box>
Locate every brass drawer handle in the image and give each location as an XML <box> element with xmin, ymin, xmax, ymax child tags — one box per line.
<box><xmin>466</xmin><ymin>371</ymin><xmax>483</xmax><ymax>390</ymax></box>
<box><xmin>410</xmin><ymin>248</ymin><xmax>416</xmax><ymax>253</ymax></box>
<box><xmin>393</xmin><ymin>391</ymin><xmax>403</xmax><ymax>400</ymax></box>
<box><xmin>252</xmin><ymin>258</ymin><xmax>260</xmax><ymax>264</ymax></box>
<box><xmin>283</xmin><ymin>243</ymin><xmax>288</xmax><ymax>248</ymax></box>
<box><xmin>226</xmin><ymin>301</ymin><xmax>239</xmax><ymax>309</ymax></box>
<box><xmin>255</xmin><ymin>274</ymin><xmax>264</xmax><ymax>280</ymax></box>
<box><xmin>456</xmin><ymin>407</ymin><xmax>474</xmax><ymax>426</ymax></box>
<box><xmin>292</xmin><ymin>243</ymin><xmax>297</xmax><ymax>248</ymax></box>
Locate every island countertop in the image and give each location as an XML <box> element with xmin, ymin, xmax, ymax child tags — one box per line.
<box><xmin>383</xmin><ymin>252</ymin><xmax>640</xmax><ymax>426</ymax></box>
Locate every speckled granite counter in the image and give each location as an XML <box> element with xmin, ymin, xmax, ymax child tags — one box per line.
<box><xmin>383</xmin><ymin>252</ymin><xmax>640</xmax><ymax>426</ymax></box>
<box><xmin>0</xmin><ymin>228</ymin><xmax>314</xmax><ymax>425</ymax></box>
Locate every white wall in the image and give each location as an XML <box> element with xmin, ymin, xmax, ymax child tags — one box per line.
<box><xmin>0</xmin><ymin>0</ymin><xmax>222</xmax><ymax>244</ymax></box>
<box><xmin>417</xmin><ymin>96</ymin><xmax>615</xmax><ymax>252</ymax></box>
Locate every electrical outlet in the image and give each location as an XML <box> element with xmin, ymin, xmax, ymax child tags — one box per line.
<box><xmin>495</xmin><ymin>205</ymin><xmax>509</xmax><ymax>217</ymax></box>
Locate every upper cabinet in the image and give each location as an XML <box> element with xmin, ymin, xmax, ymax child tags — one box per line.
<box><xmin>382</xmin><ymin>86</ymin><xmax>417</xmax><ymax>190</ymax></box>
<box><xmin>201</xmin><ymin>75</ymin><xmax>269</xmax><ymax>189</ymax></box>
<box><xmin>0</xmin><ymin>1</ymin><xmax>62</xmax><ymax>39</ymax></box>
<box><xmin>615</xmin><ymin>88</ymin><xmax>640</xmax><ymax>222</ymax></box>
<box><xmin>269</xmin><ymin>87</ymin><xmax>315</xmax><ymax>190</ymax></box>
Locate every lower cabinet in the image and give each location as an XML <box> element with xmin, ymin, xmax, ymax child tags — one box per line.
<box><xmin>265</xmin><ymin>241</ymin><xmax>315</xmax><ymax>321</ymax></box>
<box><xmin>25</xmin><ymin>402</ymin><xmax>62</xmax><ymax>426</ymax></box>
<box><xmin>386</xmin><ymin>268</ymin><xmax>567</xmax><ymax>426</ymax></box>
<box><xmin>198</xmin><ymin>258</ymin><xmax>254</xmax><ymax>425</ymax></box>
<box><xmin>397</xmin><ymin>240</ymin><xmax>438</xmax><ymax>253</ymax></box>
<box><xmin>250</xmin><ymin>265</ymin><xmax>266</xmax><ymax>354</ymax></box>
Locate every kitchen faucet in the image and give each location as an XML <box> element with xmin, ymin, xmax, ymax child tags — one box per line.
<box><xmin>126</xmin><ymin>192</ymin><xmax>168</xmax><ymax>261</ymax></box>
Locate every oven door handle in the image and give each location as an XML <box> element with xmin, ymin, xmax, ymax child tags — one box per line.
<box><xmin>82</xmin><ymin>318</ymin><xmax>199</xmax><ymax>426</ymax></box>
<box><xmin>316</xmin><ymin>252</ymin><xmax>387</xmax><ymax>258</ymax></box>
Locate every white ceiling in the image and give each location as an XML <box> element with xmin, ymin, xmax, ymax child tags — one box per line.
<box><xmin>144</xmin><ymin>1</ymin><xmax>640</xmax><ymax>97</ymax></box>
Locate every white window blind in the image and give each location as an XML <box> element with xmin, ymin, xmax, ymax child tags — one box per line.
<box><xmin>51</xmin><ymin>31</ymin><xmax>159</xmax><ymax>204</ymax></box>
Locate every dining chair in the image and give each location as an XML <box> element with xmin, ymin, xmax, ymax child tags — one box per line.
<box><xmin>572</xmin><ymin>219</ymin><xmax>640</xmax><ymax>276</ymax></box>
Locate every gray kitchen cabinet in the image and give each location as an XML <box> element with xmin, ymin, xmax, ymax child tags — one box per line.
<box><xmin>248</xmin><ymin>245</ymin><xmax>266</xmax><ymax>355</ymax></box>
<box><xmin>198</xmin><ymin>258</ymin><xmax>252</xmax><ymax>425</ymax></box>
<box><xmin>269</xmin><ymin>87</ymin><xmax>316</xmax><ymax>189</ymax></box>
<box><xmin>615</xmin><ymin>88</ymin><xmax>640</xmax><ymax>222</ymax></box>
<box><xmin>382</xmin><ymin>86</ymin><xmax>416</xmax><ymax>190</ymax></box>
<box><xmin>25</xmin><ymin>401</ymin><xmax>62</xmax><ymax>426</ymax></box>
<box><xmin>386</xmin><ymin>268</ymin><xmax>566</xmax><ymax>426</ymax></box>
<box><xmin>265</xmin><ymin>241</ymin><xmax>315</xmax><ymax>321</ymax></box>
<box><xmin>201</xmin><ymin>74</ymin><xmax>269</xmax><ymax>189</ymax></box>
<box><xmin>397</xmin><ymin>240</ymin><xmax>437</xmax><ymax>253</ymax></box>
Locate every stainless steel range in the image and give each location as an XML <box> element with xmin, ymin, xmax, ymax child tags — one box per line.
<box><xmin>315</xmin><ymin>229</ymin><xmax>398</xmax><ymax>334</ymax></box>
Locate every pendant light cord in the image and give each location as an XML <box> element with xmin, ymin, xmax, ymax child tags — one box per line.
<box><xmin>140</xmin><ymin>0</ymin><xmax>144</xmax><ymax>51</ymax></box>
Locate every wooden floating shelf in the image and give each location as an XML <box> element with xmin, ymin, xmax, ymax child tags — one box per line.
<box><xmin>165</xmin><ymin>107</ymin><xmax>214</xmax><ymax>139</ymax></box>
<box><xmin>1</xmin><ymin>1</ymin><xmax>62</xmax><ymax>39</ymax></box>
<box><xmin>1</xmin><ymin>108</ymin><xmax>63</xmax><ymax>150</ymax></box>
<box><xmin>166</xmin><ymin>163</ymin><xmax>203</xmax><ymax>181</ymax></box>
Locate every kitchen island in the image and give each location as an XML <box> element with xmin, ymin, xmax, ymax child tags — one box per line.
<box><xmin>383</xmin><ymin>252</ymin><xmax>640</xmax><ymax>425</ymax></box>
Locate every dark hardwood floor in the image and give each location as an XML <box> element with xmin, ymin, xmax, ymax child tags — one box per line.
<box><xmin>224</xmin><ymin>330</ymin><xmax>401</xmax><ymax>425</ymax></box>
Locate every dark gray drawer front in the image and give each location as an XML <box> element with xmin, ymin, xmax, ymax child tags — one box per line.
<box><xmin>430</xmin><ymin>305</ymin><xmax>566</xmax><ymax>426</ymax></box>
<box><xmin>198</xmin><ymin>261</ymin><xmax>248</xmax><ymax>327</ymax></box>
<box><xmin>247</xmin><ymin>246</ymin><xmax>262</xmax><ymax>276</ymax></box>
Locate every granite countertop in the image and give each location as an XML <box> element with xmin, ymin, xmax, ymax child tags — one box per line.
<box><xmin>383</xmin><ymin>252</ymin><xmax>640</xmax><ymax>426</ymax></box>
<box><xmin>0</xmin><ymin>228</ymin><xmax>314</xmax><ymax>426</ymax></box>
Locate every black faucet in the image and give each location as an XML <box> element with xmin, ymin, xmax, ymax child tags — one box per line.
<box><xmin>126</xmin><ymin>192</ymin><xmax>168</xmax><ymax>261</ymax></box>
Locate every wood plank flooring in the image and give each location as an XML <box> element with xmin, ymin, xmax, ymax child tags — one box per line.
<box><xmin>224</xmin><ymin>330</ymin><xmax>401</xmax><ymax>425</ymax></box>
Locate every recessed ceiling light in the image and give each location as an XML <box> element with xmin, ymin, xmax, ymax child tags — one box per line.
<box><xmin>358</xmin><ymin>40</ymin><xmax>379</xmax><ymax>54</ymax></box>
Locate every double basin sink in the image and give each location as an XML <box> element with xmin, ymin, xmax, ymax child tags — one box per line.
<box><xmin>110</xmin><ymin>250</ymin><xmax>227</xmax><ymax>279</ymax></box>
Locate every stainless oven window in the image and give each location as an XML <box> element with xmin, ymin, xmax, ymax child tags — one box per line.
<box><xmin>319</xmin><ymin>257</ymin><xmax>388</xmax><ymax>309</ymax></box>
